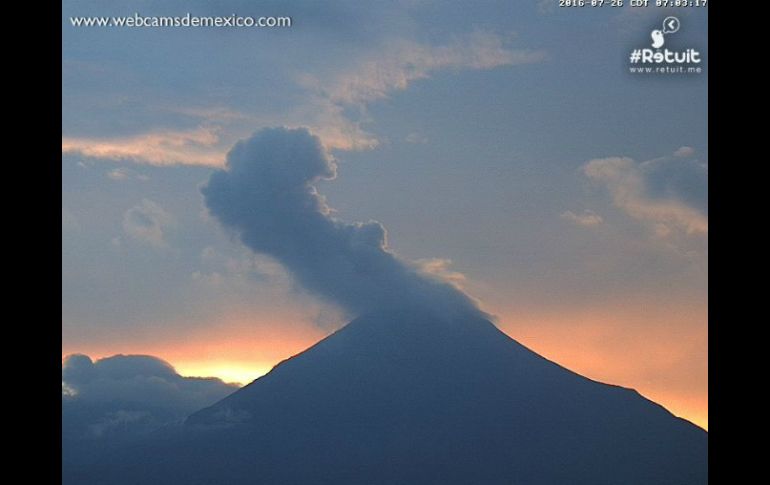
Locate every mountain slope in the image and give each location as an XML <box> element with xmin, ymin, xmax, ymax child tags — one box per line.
<box><xmin>78</xmin><ymin>310</ymin><xmax>707</xmax><ymax>484</ymax></box>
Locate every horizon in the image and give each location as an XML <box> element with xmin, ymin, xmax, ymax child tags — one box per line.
<box><xmin>61</xmin><ymin>297</ymin><xmax>709</xmax><ymax>430</ymax></box>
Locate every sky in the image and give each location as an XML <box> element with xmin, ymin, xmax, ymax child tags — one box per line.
<box><xmin>62</xmin><ymin>1</ymin><xmax>708</xmax><ymax>429</ymax></box>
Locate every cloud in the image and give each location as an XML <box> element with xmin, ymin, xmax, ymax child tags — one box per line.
<box><xmin>62</xmin><ymin>126</ymin><xmax>225</xmax><ymax>167</ymax></box>
<box><xmin>405</xmin><ymin>132</ymin><xmax>429</xmax><ymax>144</ymax></box>
<box><xmin>62</xmin><ymin>354</ymin><xmax>237</xmax><ymax>411</ymax></box>
<box><xmin>107</xmin><ymin>167</ymin><xmax>149</xmax><ymax>181</ymax></box>
<box><xmin>88</xmin><ymin>410</ymin><xmax>152</xmax><ymax>438</ymax></box>
<box><xmin>674</xmin><ymin>146</ymin><xmax>695</xmax><ymax>158</ymax></box>
<box><xmin>192</xmin><ymin>246</ymin><xmax>290</xmax><ymax>288</ymax></box>
<box><xmin>202</xmin><ymin>127</ymin><xmax>486</xmax><ymax>320</ymax></box>
<box><xmin>560</xmin><ymin>210</ymin><xmax>603</xmax><ymax>227</ymax></box>
<box><xmin>62</xmin><ymin>31</ymin><xmax>543</xmax><ymax>157</ymax></box>
<box><xmin>299</xmin><ymin>32</ymin><xmax>545</xmax><ymax>150</ymax></box>
<box><xmin>62</xmin><ymin>353</ymin><xmax>238</xmax><ymax>445</ymax></box>
<box><xmin>122</xmin><ymin>199</ymin><xmax>173</xmax><ymax>247</ymax></box>
<box><xmin>583</xmin><ymin>148</ymin><xmax>707</xmax><ymax>238</ymax></box>
<box><xmin>413</xmin><ymin>258</ymin><xmax>468</xmax><ymax>289</ymax></box>
<box><xmin>107</xmin><ymin>168</ymin><xmax>131</xmax><ymax>180</ymax></box>
<box><xmin>322</xmin><ymin>33</ymin><xmax>542</xmax><ymax>106</ymax></box>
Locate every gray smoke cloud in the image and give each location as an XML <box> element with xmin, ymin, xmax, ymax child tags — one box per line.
<box><xmin>202</xmin><ymin>127</ymin><xmax>487</xmax><ymax>320</ymax></box>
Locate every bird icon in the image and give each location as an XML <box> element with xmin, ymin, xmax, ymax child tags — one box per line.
<box><xmin>651</xmin><ymin>30</ymin><xmax>665</xmax><ymax>49</ymax></box>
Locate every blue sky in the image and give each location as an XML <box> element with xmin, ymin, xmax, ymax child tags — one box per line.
<box><xmin>62</xmin><ymin>1</ymin><xmax>708</xmax><ymax>427</ymax></box>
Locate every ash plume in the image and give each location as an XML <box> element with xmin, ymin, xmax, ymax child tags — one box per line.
<box><xmin>202</xmin><ymin>127</ymin><xmax>486</xmax><ymax>320</ymax></box>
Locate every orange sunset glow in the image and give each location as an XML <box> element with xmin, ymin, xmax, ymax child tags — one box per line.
<box><xmin>63</xmin><ymin>300</ymin><xmax>707</xmax><ymax>430</ymax></box>
<box><xmin>62</xmin><ymin>315</ymin><xmax>329</xmax><ymax>385</ymax></box>
<box><xmin>500</xmin><ymin>307</ymin><xmax>708</xmax><ymax>430</ymax></box>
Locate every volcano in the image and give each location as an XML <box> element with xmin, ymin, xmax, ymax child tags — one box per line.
<box><xmin>78</xmin><ymin>310</ymin><xmax>707</xmax><ymax>484</ymax></box>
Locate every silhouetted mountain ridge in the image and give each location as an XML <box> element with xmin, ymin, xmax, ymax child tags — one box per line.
<box><xmin>76</xmin><ymin>310</ymin><xmax>707</xmax><ymax>485</ymax></box>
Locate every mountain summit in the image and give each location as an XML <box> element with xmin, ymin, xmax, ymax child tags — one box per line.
<box><xmin>80</xmin><ymin>311</ymin><xmax>707</xmax><ymax>484</ymax></box>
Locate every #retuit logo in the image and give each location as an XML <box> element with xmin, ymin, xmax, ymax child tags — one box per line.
<box><xmin>628</xmin><ymin>16</ymin><xmax>703</xmax><ymax>75</ymax></box>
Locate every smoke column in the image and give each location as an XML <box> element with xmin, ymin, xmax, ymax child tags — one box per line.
<box><xmin>202</xmin><ymin>127</ymin><xmax>486</xmax><ymax>321</ymax></box>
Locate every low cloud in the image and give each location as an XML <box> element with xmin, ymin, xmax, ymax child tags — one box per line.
<box><xmin>583</xmin><ymin>148</ymin><xmax>707</xmax><ymax>238</ymax></box>
<box><xmin>106</xmin><ymin>167</ymin><xmax>149</xmax><ymax>181</ymax></box>
<box><xmin>63</xmin><ymin>353</ymin><xmax>237</xmax><ymax>411</ymax></box>
<box><xmin>122</xmin><ymin>199</ymin><xmax>173</xmax><ymax>247</ymax></box>
<box><xmin>88</xmin><ymin>410</ymin><xmax>152</xmax><ymax>438</ymax></box>
<box><xmin>202</xmin><ymin>127</ymin><xmax>486</xmax><ymax>321</ymax></box>
<box><xmin>560</xmin><ymin>210</ymin><xmax>603</xmax><ymax>227</ymax></box>
<box><xmin>107</xmin><ymin>168</ymin><xmax>131</xmax><ymax>180</ymax></box>
<box><xmin>405</xmin><ymin>132</ymin><xmax>429</xmax><ymax>144</ymax></box>
<box><xmin>62</xmin><ymin>353</ymin><xmax>238</xmax><ymax>445</ymax></box>
<box><xmin>674</xmin><ymin>146</ymin><xmax>696</xmax><ymax>158</ymax></box>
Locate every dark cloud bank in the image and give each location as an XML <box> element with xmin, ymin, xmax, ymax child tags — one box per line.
<box><xmin>63</xmin><ymin>354</ymin><xmax>237</xmax><ymax>412</ymax></box>
<box><xmin>202</xmin><ymin>127</ymin><xmax>487</xmax><ymax>320</ymax></box>
<box><xmin>62</xmin><ymin>354</ymin><xmax>237</xmax><ymax>470</ymax></box>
